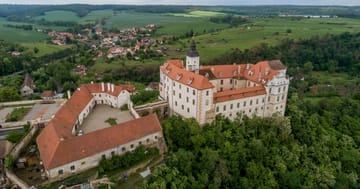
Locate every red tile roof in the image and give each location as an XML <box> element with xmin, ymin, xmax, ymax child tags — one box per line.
<box><xmin>38</xmin><ymin>114</ymin><xmax>161</xmax><ymax>170</ymax></box>
<box><xmin>37</xmin><ymin>83</ymin><xmax>148</xmax><ymax>170</ymax></box>
<box><xmin>213</xmin><ymin>86</ymin><xmax>266</xmax><ymax>103</ymax></box>
<box><xmin>201</xmin><ymin>60</ymin><xmax>284</xmax><ymax>84</ymax></box>
<box><xmin>41</xmin><ymin>90</ymin><xmax>55</xmax><ymax>98</ymax></box>
<box><xmin>160</xmin><ymin>60</ymin><xmax>214</xmax><ymax>90</ymax></box>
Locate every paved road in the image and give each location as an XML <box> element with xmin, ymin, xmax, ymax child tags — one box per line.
<box><xmin>0</xmin><ymin>128</ymin><xmax>23</xmax><ymax>140</ymax></box>
<box><xmin>0</xmin><ymin>108</ymin><xmax>14</xmax><ymax>123</ymax></box>
<box><xmin>23</xmin><ymin>100</ymin><xmax>64</xmax><ymax>121</ymax></box>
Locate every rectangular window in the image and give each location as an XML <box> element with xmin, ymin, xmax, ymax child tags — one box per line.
<box><xmin>230</xmin><ymin>79</ymin><xmax>233</xmax><ymax>84</ymax></box>
<box><xmin>205</xmin><ymin>100</ymin><xmax>209</xmax><ymax>106</ymax></box>
<box><xmin>256</xmin><ymin>99</ymin><xmax>259</xmax><ymax>104</ymax></box>
<box><xmin>243</xmin><ymin>101</ymin><xmax>246</xmax><ymax>107</ymax></box>
<box><xmin>192</xmin><ymin>99</ymin><xmax>195</xmax><ymax>105</ymax></box>
<box><xmin>70</xmin><ymin>165</ymin><xmax>75</xmax><ymax>171</ymax></box>
<box><xmin>216</xmin><ymin>107</ymin><xmax>219</xmax><ymax>112</ymax></box>
<box><xmin>155</xmin><ymin>135</ymin><xmax>158</xmax><ymax>139</ymax></box>
<box><xmin>146</xmin><ymin>138</ymin><xmax>150</xmax><ymax>143</ymax></box>
<box><xmin>206</xmin><ymin>91</ymin><xmax>209</xmax><ymax>96</ymax></box>
<box><xmin>139</xmin><ymin>141</ymin><xmax>142</xmax><ymax>145</ymax></box>
<box><xmin>193</xmin><ymin>90</ymin><xmax>196</xmax><ymax>95</ymax></box>
<box><xmin>58</xmin><ymin>169</ymin><xmax>63</xmax><ymax>175</ymax></box>
<box><xmin>111</xmin><ymin>151</ymin><xmax>115</xmax><ymax>156</ymax></box>
<box><xmin>283</xmin><ymin>86</ymin><xmax>286</xmax><ymax>92</ymax></box>
<box><xmin>187</xmin><ymin>88</ymin><xmax>189</xmax><ymax>92</ymax></box>
<box><xmin>250</xmin><ymin>100</ymin><xmax>253</xmax><ymax>106</ymax></box>
<box><xmin>220</xmin><ymin>80</ymin><xmax>223</xmax><ymax>85</ymax></box>
<box><xmin>237</xmin><ymin>103</ymin><xmax>240</xmax><ymax>108</ymax></box>
<box><xmin>81</xmin><ymin>162</ymin><xmax>85</xmax><ymax>165</ymax></box>
<box><xmin>179</xmin><ymin>93</ymin><xmax>181</xmax><ymax>99</ymax></box>
<box><xmin>175</xmin><ymin>101</ymin><xmax>177</xmax><ymax>106</ymax></box>
<box><xmin>179</xmin><ymin>84</ymin><xmax>181</xmax><ymax>89</ymax></box>
<box><xmin>220</xmin><ymin>87</ymin><xmax>223</xmax><ymax>91</ymax></box>
<box><xmin>230</xmin><ymin>104</ymin><xmax>233</xmax><ymax>109</ymax></box>
<box><xmin>278</xmin><ymin>88</ymin><xmax>281</xmax><ymax>93</ymax></box>
<box><xmin>223</xmin><ymin>105</ymin><xmax>226</xmax><ymax>111</ymax></box>
<box><xmin>130</xmin><ymin>144</ymin><xmax>134</xmax><ymax>149</ymax></box>
<box><xmin>173</xmin><ymin>82</ymin><xmax>175</xmax><ymax>87</ymax></box>
<box><xmin>173</xmin><ymin>90</ymin><xmax>175</xmax><ymax>95</ymax></box>
<box><xmin>122</xmin><ymin>147</ymin><xmax>126</xmax><ymax>152</ymax></box>
<box><xmin>182</xmin><ymin>105</ymin><xmax>184</xmax><ymax>110</ymax></box>
<box><xmin>186</xmin><ymin>97</ymin><xmax>189</xmax><ymax>103</ymax></box>
<box><xmin>187</xmin><ymin>108</ymin><xmax>190</xmax><ymax>113</ymax></box>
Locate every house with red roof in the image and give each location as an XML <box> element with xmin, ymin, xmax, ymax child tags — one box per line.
<box><xmin>159</xmin><ymin>39</ymin><xmax>289</xmax><ymax>124</ymax></box>
<box><xmin>36</xmin><ymin>83</ymin><xmax>165</xmax><ymax>179</ymax></box>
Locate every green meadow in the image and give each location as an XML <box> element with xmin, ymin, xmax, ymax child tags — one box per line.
<box><xmin>21</xmin><ymin>42</ymin><xmax>70</xmax><ymax>57</ymax></box>
<box><xmin>168</xmin><ymin>10</ymin><xmax>227</xmax><ymax>17</ymax></box>
<box><xmin>0</xmin><ymin>18</ymin><xmax>48</xmax><ymax>43</ymax></box>
<box><xmin>34</xmin><ymin>10</ymin><xmax>81</xmax><ymax>22</ymax></box>
<box><xmin>169</xmin><ymin>17</ymin><xmax>360</xmax><ymax>63</ymax></box>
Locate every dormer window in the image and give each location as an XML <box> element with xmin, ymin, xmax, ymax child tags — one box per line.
<box><xmin>176</xmin><ymin>73</ymin><xmax>182</xmax><ymax>81</ymax></box>
<box><xmin>187</xmin><ymin>77</ymin><xmax>194</xmax><ymax>85</ymax></box>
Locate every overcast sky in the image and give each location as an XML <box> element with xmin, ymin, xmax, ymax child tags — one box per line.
<box><xmin>1</xmin><ymin>0</ymin><xmax>359</xmax><ymax>6</ymax></box>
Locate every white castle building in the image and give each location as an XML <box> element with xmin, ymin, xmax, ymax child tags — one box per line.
<box><xmin>159</xmin><ymin>39</ymin><xmax>289</xmax><ymax>124</ymax></box>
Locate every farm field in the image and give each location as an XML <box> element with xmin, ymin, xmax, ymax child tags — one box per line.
<box><xmin>167</xmin><ymin>10</ymin><xmax>227</xmax><ymax>17</ymax></box>
<box><xmin>0</xmin><ymin>18</ymin><xmax>48</xmax><ymax>43</ymax></box>
<box><xmin>34</xmin><ymin>10</ymin><xmax>81</xmax><ymax>22</ymax></box>
<box><xmin>168</xmin><ymin>17</ymin><xmax>360</xmax><ymax>63</ymax></box>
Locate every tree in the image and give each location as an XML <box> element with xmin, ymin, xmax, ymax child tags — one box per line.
<box><xmin>4</xmin><ymin>155</ymin><xmax>14</xmax><ymax>169</ymax></box>
<box><xmin>0</xmin><ymin>87</ymin><xmax>22</xmax><ymax>102</ymax></box>
<box><xmin>304</xmin><ymin>61</ymin><xmax>314</xmax><ymax>73</ymax></box>
<box><xmin>33</xmin><ymin>47</ymin><xmax>39</xmax><ymax>54</ymax></box>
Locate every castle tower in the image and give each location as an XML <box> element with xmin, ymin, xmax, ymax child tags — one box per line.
<box><xmin>186</xmin><ymin>38</ymin><xmax>200</xmax><ymax>73</ymax></box>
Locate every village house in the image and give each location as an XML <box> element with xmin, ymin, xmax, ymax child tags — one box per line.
<box><xmin>20</xmin><ymin>74</ymin><xmax>35</xmax><ymax>96</ymax></box>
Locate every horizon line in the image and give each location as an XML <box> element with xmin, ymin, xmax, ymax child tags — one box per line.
<box><xmin>0</xmin><ymin>3</ymin><xmax>359</xmax><ymax>7</ymax></box>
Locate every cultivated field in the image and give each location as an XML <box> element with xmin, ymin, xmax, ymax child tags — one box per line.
<box><xmin>169</xmin><ymin>17</ymin><xmax>360</xmax><ymax>63</ymax></box>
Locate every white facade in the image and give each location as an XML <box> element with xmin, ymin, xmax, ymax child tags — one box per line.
<box><xmin>47</xmin><ymin>132</ymin><xmax>161</xmax><ymax>179</ymax></box>
<box><xmin>159</xmin><ymin>42</ymin><xmax>289</xmax><ymax>125</ymax></box>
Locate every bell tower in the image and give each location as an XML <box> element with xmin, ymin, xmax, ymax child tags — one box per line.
<box><xmin>186</xmin><ymin>38</ymin><xmax>200</xmax><ymax>73</ymax></box>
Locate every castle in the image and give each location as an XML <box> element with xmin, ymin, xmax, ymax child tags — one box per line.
<box><xmin>37</xmin><ymin>83</ymin><xmax>165</xmax><ymax>179</ymax></box>
<box><xmin>159</xmin><ymin>39</ymin><xmax>289</xmax><ymax>124</ymax></box>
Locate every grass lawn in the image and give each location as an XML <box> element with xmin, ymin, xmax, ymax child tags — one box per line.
<box><xmin>156</xmin><ymin>20</ymin><xmax>229</xmax><ymax>36</ymax></box>
<box><xmin>5</xmin><ymin>107</ymin><xmax>32</xmax><ymax>122</ymax></box>
<box><xmin>21</xmin><ymin>42</ymin><xmax>70</xmax><ymax>57</ymax></box>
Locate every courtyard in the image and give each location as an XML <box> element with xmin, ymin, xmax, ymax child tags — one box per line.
<box><xmin>79</xmin><ymin>104</ymin><xmax>134</xmax><ymax>134</ymax></box>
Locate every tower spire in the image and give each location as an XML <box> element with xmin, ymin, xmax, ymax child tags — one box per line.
<box><xmin>187</xmin><ymin>37</ymin><xmax>199</xmax><ymax>57</ymax></box>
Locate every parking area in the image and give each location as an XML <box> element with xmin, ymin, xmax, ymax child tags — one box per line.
<box><xmin>0</xmin><ymin>107</ymin><xmax>14</xmax><ymax>123</ymax></box>
<box><xmin>22</xmin><ymin>100</ymin><xmax>65</xmax><ymax>121</ymax></box>
<box><xmin>80</xmin><ymin>104</ymin><xmax>134</xmax><ymax>134</ymax></box>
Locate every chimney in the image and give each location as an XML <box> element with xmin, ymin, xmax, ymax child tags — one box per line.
<box><xmin>77</xmin><ymin>88</ymin><xmax>80</xmax><ymax>91</ymax></box>
<box><xmin>91</xmin><ymin>81</ymin><xmax>94</xmax><ymax>84</ymax></box>
<box><xmin>107</xmin><ymin>83</ymin><xmax>111</xmax><ymax>91</ymax></box>
<box><xmin>67</xmin><ymin>90</ymin><xmax>71</xmax><ymax>99</ymax></box>
<box><xmin>101</xmin><ymin>82</ymin><xmax>104</xmax><ymax>91</ymax></box>
<box><xmin>237</xmin><ymin>65</ymin><xmax>241</xmax><ymax>75</ymax></box>
<box><xmin>211</xmin><ymin>67</ymin><xmax>215</xmax><ymax>73</ymax></box>
<box><xmin>111</xmin><ymin>84</ymin><xmax>114</xmax><ymax>92</ymax></box>
<box><xmin>246</xmin><ymin>64</ymin><xmax>250</xmax><ymax>70</ymax></box>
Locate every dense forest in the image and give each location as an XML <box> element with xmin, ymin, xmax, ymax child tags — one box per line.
<box><xmin>142</xmin><ymin>93</ymin><xmax>360</xmax><ymax>188</ymax></box>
